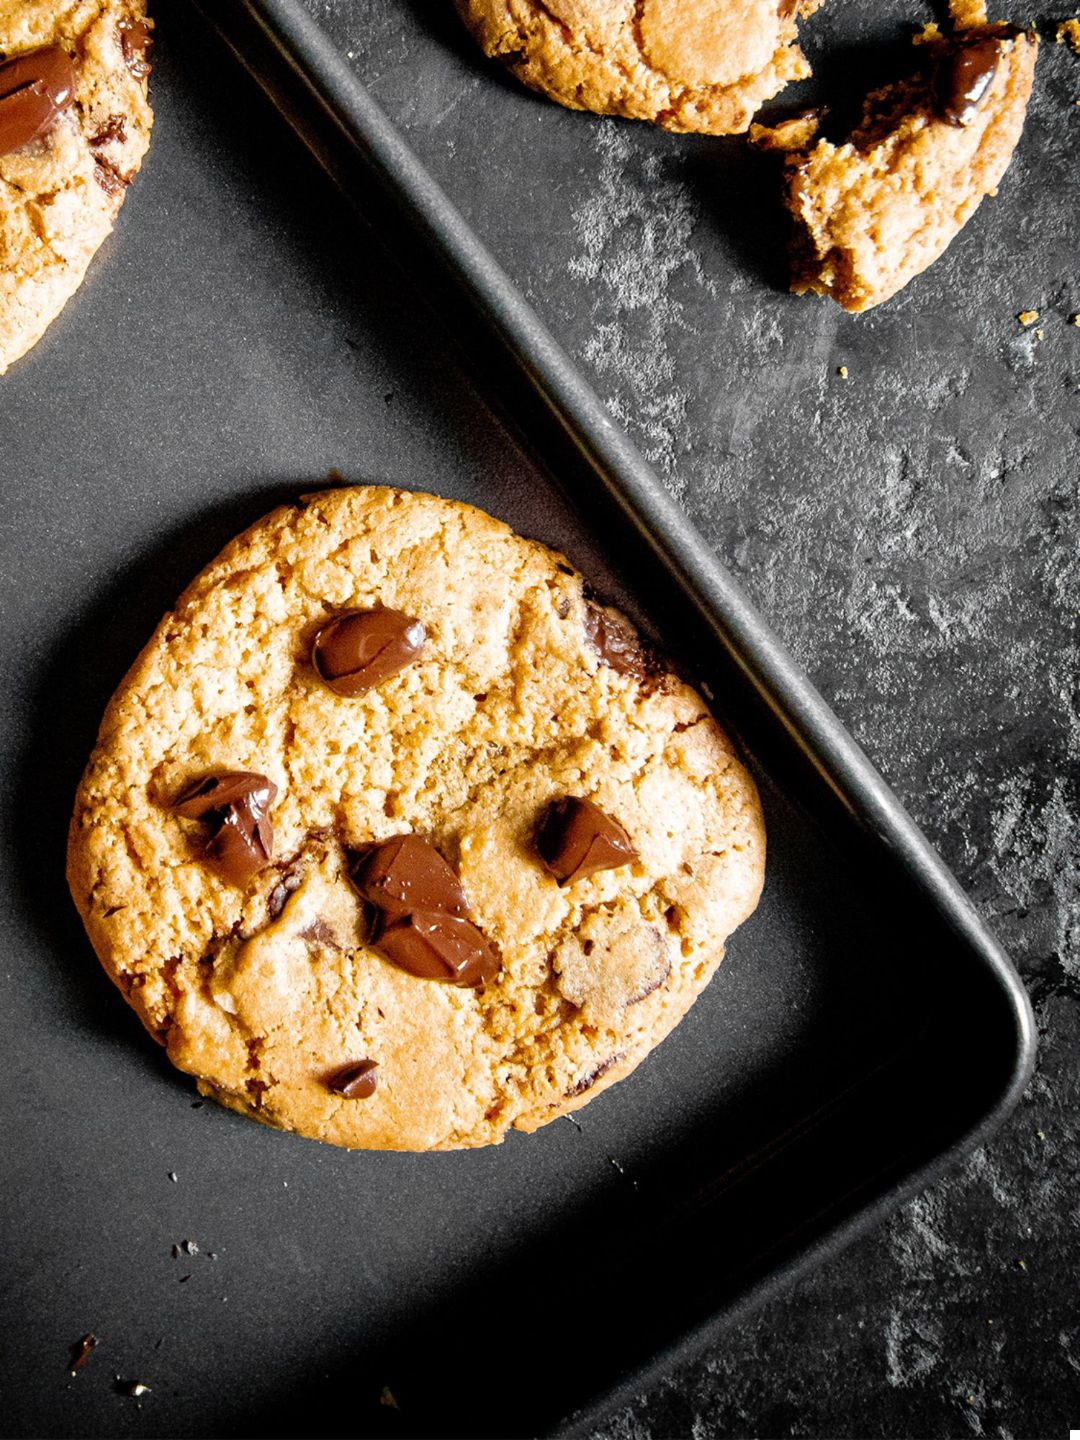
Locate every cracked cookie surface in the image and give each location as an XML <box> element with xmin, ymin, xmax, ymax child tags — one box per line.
<box><xmin>0</xmin><ymin>0</ymin><xmax>152</xmax><ymax>374</ymax></box>
<box><xmin>454</xmin><ymin>0</ymin><xmax>822</xmax><ymax>135</ymax></box>
<box><xmin>67</xmin><ymin>486</ymin><xmax>765</xmax><ymax>1152</ymax></box>
<box><xmin>764</xmin><ymin>6</ymin><xmax>1037</xmax><ymax>312</ymax></box>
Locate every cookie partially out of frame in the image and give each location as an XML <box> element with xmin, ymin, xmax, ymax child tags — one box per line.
<box><xmin>753</xmin><ymin>2</ymin><xmax>1037</xmax><ymax>312</ymax></box>
<box><xmin>454</xmin><ymin>0</ymin><xmax>823</xmax><ymax>136</ymax></box>
<box><xmin>0</xmin><ymin>0</ymin><xmax>153</xmax><ymax>375</ymax></box>
<box><xmin>68</xmin><ymin>486</ymin><xmax>765</xmax><ymax>1152</ymax></box>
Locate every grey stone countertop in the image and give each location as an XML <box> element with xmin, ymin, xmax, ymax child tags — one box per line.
<box><xmin>305</xmin><ymin>2</ymin><xmax>1080</xmax><ymax>1435</ymax></box>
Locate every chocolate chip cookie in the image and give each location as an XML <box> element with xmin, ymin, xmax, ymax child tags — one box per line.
<box><xmin>0</xmin><ymin>1</ymin><xmax>153</xmax><ymax>375</ymax></box>
<box><xmin>68</xmin><ymin>487</ymin><xmax>765</xmax><ymax>1151</ymax></box>
<box><xmin>454</xmin><ymin>0</ymin><xmax>823</xmax><ymax>135</ymax></box>
<box><xmin>754</xmin><ymin>3</ymin><xmax>1037</xmax><ymax>312</ymax></box>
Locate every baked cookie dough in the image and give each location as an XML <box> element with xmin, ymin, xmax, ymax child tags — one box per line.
<box><xmin>753</xmin><ymin>3</ymin><xmax>1037</xmax><ymax>312</ymax></box>
<box><xmin>0</xmin><ymin>0</ymin><xmax>153</xmax><ymax>375</ymax></box>
<box><xmin>67</xmin><ymin>486</ymin><xmax>765</xmax><ymax>1152</ymax></box>
<box><xmin>454</xmin><ymin>0</ymin><xmax>823</xmax><ymax>136</ymax></box>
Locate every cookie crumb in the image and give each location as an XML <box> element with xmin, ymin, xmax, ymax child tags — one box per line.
<box><xmin>837</xmin><ymin>365</ymin><xmax>849</xmax><ymax>379</ymax></box>
<box><xmin>69</xmin><ymin>1333</ymin><xmax>97</xmax><ymax>1374</ymax></box>
<box><xmin>948</xmin><ymin>0</ymin><xmax>987</xmax><ymax>28</ymax></box>
<box><xmin>181</xmin><ymin>1239</ymin><xmax>199</xmax><ymax>1255</ymax></box>
<box><xmin>780</xmin><ymin>23</ymin><xmax>1037</xmax><ymax>312</ymax></box>
<box><xmin>1035</xmin><ymin>327</ymin><xmax>1044</xmax><ymax>339</ymax></box>
<box><xmin>1017</xmin><ymin>309</ymin><xmax>1039</xmax><ymax>325</ymax></box>
<box><xmin>167</xmin><ymin>1171</ymin><xmax>178</xmax><ymax>1183</ymax></box>
<box><xmin>379</xmin><ymin>1385</ymin><xmax>400</xmax><ymax>1410</ymax></box>
<box><xmin>1056</xmin><ymin>18</ymin><xmax>1080</xmax><ymax>53</ymax></box>
<box><xmin>116</xmin><ymin>1380</ymin><xmax>151</xmax><ymax>1398</ymax></box>
<box><xmin>1070</xmin><ymin>317</ymin><xmax>1080</xmax><ymax>327</ymax></box>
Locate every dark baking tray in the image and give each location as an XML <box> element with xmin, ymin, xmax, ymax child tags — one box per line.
<box><xmin>0</xmin><ymin>2</ymin><xmax>1033</xmax><ymax>1437</ymax></box>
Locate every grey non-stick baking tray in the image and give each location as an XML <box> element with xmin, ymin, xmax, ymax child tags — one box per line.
<box><xmin>0</xmin><ymin>2</ymin><xmax>1034</xmax><ymax>1436</ymax></box>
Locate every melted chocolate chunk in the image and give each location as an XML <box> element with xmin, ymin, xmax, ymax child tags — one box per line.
<box><xmin>118</xmin><ymin>17</ymin><xmax>153</xmax><ymax>78</ymax></box>
<box><xmin>173</xmin><ymin>772</ymin><xmax>276</xmax><ymax>820</ymax></box>
<box><xmin>312</xmin><ymin>606</ymin><xmax>426</xmax><ymax>697</ymax></box>
<box><xmin>936</xmin><ymin>36</ymin><xmax>1003</xmax><ymax>126</ymax></box>
<box><xmin>350</xmin><ymin>834</ymin><xmax>468</xmax><ymax>919</ymax></box>
<box><xmin>535</xmin><ymin>797</ymin><xmax>637</xmax><ymax>886</ymax></box>
<box><xmin>171</xmin><ymin>772</ymin><xmax>277</xmax><ymax>886</ymax></box>
<box><xmin>367</xmin><ymin>909</ymin><xmax>500</xmax><ymax>987</ymax></box>
<box><xmin>327</xmin><ymin>1058</ymin><xmax>378</xmax><ymax>1099</ymax></box>
<box><xmin>202</xmin><ymin>803</ymin><xmax>273</xmax><ymax>885</ymax></box>
<box><xmin>583</xmin><ymin>602</ymin><xmax>648</xmax><ymax>679</ymax></box>
<box><xmin>0</xmin><ymin>46</ymin><xmax>77</xmax><ymax>157</ymax></box>
<box><xmin>351</xmin><ymin>834</ymin><xmax>500</xmax><ymax>985</ymax></box>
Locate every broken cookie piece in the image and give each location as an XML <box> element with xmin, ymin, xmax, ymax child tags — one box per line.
<box><xmin>763</xmin><ymin>13</ymin><xmax>1037</xmax><ymax>312</ymax></box>
<box><xmin>454</xmin><ymin>0</ymin><xmax>825</xmax><ymax>136</ymax></box>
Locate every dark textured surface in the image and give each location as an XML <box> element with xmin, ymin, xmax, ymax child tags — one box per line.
<box><xmin>307</xmin><ymin>2</ymin><xmax>1080</xmax><ymax>1437</ymax></box>
<box><xmin>0</xmin><ymin>2</ymin><xmax>1074</xmax><ymax>1437</ymax></box>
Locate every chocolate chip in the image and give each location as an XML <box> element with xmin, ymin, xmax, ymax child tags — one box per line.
<box><xmin>535</xmin><ymin>797</ymin><xmax>637</xmax><ymax>885</ymax></box>
<box><xmin>327</xmin><ymin>1058</ymin><xmax>379</xmax><ymax>1099</ymax></box>
<box><xmin>171</xmin><ymin>772</ymin><xmax>278</xmax><ymax>886</ymax></box>
<box><xmin>367</xmin><ymin>909</ymin><xmax>500</xmax><ymax>987</ymax></box>
<box><xmin>312</xmin><ymin>606</ymin><xmax>426</xmax><ymax>697</ymax></box>
<box><xmin>936</xmin><ymin>36</ymin><xmax>1003</xmax><ymax>126</ymax></box>
<box><xmin>349</xmin><ymin>834</ymin><xmax>468</xmax><ymax>919</ymax></box>
<box><xmin>118</xmin><ymin>17</ymin><xmax>153</xmax><ymax>78</ymax></box>
<box><xmin>583</xmin><ymin>602</ymin><xmax>648</xmax><ymax>679</ymax></box>
<box><xmin>0</xmin><ymin>46</ymin><xmax>77</xmax><ymax>157</ymax></box>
